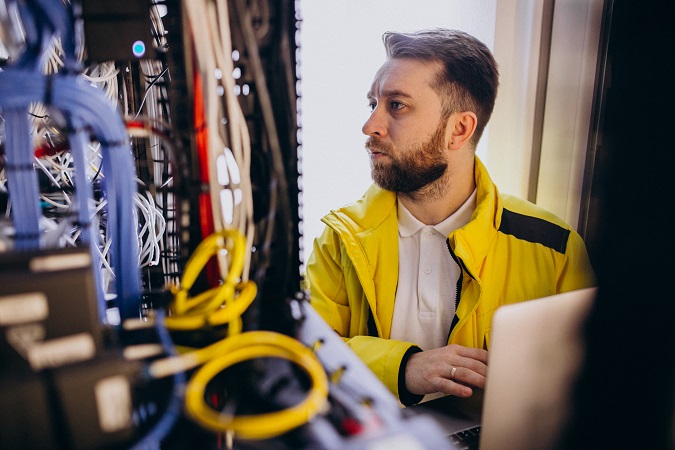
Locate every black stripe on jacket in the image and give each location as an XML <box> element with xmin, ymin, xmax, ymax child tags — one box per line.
<box><xmin>499</xmin><ymin>209</ymin><xmax>571</xmax><ymax>254</ymax></box>
<box><xmin>367</xmin><ymin>307</ymin><xmax>378</xmax><ymax>337</ymax></box>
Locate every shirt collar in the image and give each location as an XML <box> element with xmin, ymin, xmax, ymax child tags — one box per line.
<box><xmin>397</xmin><ymin>199</ymin><xmax>425</xmax><ymax>237</ymax></box>
<box><xmin>398</xmin><ymin>188</ymin><xmax>478</xmax><ymax>238</ymax></box>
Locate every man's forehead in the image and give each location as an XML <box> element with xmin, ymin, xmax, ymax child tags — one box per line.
<box><xmin>367</xmin><ymin>58</ymin><xmax>440</xmax><ymax>98</ymax></box>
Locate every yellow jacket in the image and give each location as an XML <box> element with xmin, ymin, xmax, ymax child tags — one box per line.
<box><xmin>306</xmin><ymin>157</ymin><xmax>595</xmax><ymax>402</ymax></box>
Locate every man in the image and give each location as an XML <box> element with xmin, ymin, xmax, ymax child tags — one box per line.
<box><xmin>305</xmin><ymin>29</ymin><xmax>595</xmax><ymax>406</ymax></box>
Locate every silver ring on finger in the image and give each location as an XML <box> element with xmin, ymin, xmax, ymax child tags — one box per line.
<box><xmin>450</xmin><ymin>366</ymin><xmax>457</xmax><ymax>379</ymax></box>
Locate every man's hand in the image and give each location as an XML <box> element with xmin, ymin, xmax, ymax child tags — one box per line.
<box><xmin>405</xmin><ymin>344</ymin><xmax>488</xmax><ymax>398</ymax></box>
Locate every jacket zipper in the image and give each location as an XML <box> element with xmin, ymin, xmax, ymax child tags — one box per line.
<box><xmin>446</xmin><ymin>239</ymin><xmax>474</xmax><ymax>341</ymax></box>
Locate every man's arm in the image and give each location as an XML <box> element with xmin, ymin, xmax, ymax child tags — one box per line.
<box><xmin>307</xmin><ymin>226</ymin><xmax>423</xmax><ymax>404</ymax></box>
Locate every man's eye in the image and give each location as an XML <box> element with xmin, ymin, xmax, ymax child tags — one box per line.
<box><xmin>390</xmin><ymin>101</ymin><xmax>404</xmax><ymax>111</ymax></box>
<box><xmin>368</xmin><ymin>101</ymin><xmax>377</xmax><ymax>112</ymax></box>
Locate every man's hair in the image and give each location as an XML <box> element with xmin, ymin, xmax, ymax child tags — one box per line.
<box><xmin>383</xmin><ymin>28</ymin><xmax>499</xmax><ymax>146</ymax></box>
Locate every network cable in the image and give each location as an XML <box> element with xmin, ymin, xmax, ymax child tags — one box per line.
<box><xmin>2</xmin><ymin>107</ymin><xmax>42</xmax><ymax>250</ymax></box>
<box><xmin>129</xmin><ymin>308</ymin><xmax>185</xmax><ymax>450</ymax></box>
<box><xmin>0</xmin><ymin>68</ymin><xmax>142</xmax><ymax>321</ymax></box>
<box><xmin>183</xmin><ymin>0</ymin><xmax>255</xmax><ymax>284</ymax></box>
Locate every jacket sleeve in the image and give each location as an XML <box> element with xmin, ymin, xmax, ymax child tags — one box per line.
<box><xmin>344</xmin><ymin>336</ymin><xmax>423</xmax><ymax>406</ymax></box>
<box><xmin>559</xmin><ymin>229</ymin><xmax>597</xmax><ymax>292</ymax></box>
<box><xmin>306</xmin><ymin>225</ymin><xmax>351</xmax><ymax>336</ymax></box>
<box><xmin>305</xmin><ymin>225</ymin><xmax>422</xmax><ymax>405</ymax></box>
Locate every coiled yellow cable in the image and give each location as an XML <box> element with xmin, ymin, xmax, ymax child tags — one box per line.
<box><xmin>184</xmin><ymin>330</ymin><xmax>329</xmax><ymax>440</ymax></box>
<box><xmin>148</xmin><ymin>230</ymin><xmax>330</xmax><ymax>440</ymax></box>
<box><xmin>166</xmin><ymin>229</ymin><xmax>252</xmax><ymax>332</ymax></box>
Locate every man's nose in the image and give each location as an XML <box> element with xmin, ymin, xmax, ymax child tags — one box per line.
<box><xmin>362</xmin><ymin>107</ymin><xmax>386</xmax><ymax>137</ymax></box>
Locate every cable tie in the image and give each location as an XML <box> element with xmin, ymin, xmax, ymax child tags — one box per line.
<box><xmin>44</xmin><ymin>74</ymin><xmax>54</xmax><ymax>106</ymax></box>
<box><xmin>98</xmin><ymin>139</ymin><xmax>127</xmax><ymax>148</ymax></box>
<box><xmin>65</xmin><ymin>124</ymin><xmax>89</xmax><ymax>135</ymax></box>
<box><xmin>5</xmin><ymin>162</ymin><xmax>35</xmax><ymax>172</ymax></box>
<box><xmin>15</xmin><ymin>231</ymin><xmax>41</xmax><ymax>239</ymax></box>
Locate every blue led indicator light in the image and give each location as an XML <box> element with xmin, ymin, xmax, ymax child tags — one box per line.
<box><xmin>132</xmin><ymin>40</ymin><xmax>146</xmax><ymax>58</ymax></box>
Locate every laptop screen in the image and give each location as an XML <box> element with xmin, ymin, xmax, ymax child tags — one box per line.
<box><xmin>479</xmin><ymin>287</ymin><xmax>596</xmax><ymax>450</ymax></box>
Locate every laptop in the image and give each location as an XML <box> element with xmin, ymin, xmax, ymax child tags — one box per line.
<box><xmin>412</xmin><ymin>287</ymin><xmax>597</xmax><ymax>450</ymax></box>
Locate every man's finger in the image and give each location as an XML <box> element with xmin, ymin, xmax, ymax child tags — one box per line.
<box><xmin>436</xmin><ymin>377</ymin><xmax>473</xmax><ymax>398</ymax></box>
<box><xmin>452</xmin><ymin>366</ymin><xmax>486</xmax><ymax>390</ymax></box>
<box><xmin>454</xmin><ymin>355</ymin><xmax>488</xmax><ymax>377</ymax></box>
<box><xmin>452</xmin><ymin>344</ymin><xmax>489</xmax><ymax>363</ymax></box>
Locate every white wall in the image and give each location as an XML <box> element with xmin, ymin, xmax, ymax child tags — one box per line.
<box><xmin>298</xmin><ymin>0</ymin><xmax>497</xmax><ymax>267</ymax></box>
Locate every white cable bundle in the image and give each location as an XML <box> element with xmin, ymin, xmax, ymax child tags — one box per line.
<box><xmin>183</xmin><ymin>0</ymin><xmax>255</xmax><ymax>282</ymax></box>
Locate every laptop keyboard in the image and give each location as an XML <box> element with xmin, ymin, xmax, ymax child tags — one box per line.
<box><xmin>448</xmin><ymin>425</ymin><xmax>481</xmax><ymax>450</ymax></box>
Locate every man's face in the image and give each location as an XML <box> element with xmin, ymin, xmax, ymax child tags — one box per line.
<box><xmin>363</xmin><ymin>58</ymin><xmax>450</xmax><ymax>194</ymax></box>
<box><xmin>367</xmin><ymin>117</ymin><xmax>448</xmax><ymax>193</ymax></box>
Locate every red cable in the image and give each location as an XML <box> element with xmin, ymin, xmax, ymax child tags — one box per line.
<box><xmin>193</xmin><ymin>62</ymin><xmax>219</xmax><ymax>287</ymax></box>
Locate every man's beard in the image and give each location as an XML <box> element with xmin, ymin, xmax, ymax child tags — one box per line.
<box><xmin>367</xmin><ymin>120</ymin><xmax>448</xmax><ymax>200</ymax></box>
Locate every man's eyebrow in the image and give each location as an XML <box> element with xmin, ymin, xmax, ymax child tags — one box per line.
<box><xmin>366</xmin><ymin>89</ymin><xmax>414</xmax><ymax>100</ymax></box>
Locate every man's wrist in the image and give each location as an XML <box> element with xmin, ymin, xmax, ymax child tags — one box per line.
<box><xmin>398</xmin><ymin>346</ymin><xmax>424</xmax><ymax>406</ymax></box>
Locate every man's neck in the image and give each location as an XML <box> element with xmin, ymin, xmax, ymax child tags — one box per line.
<box><xmin>398</xmin><ymin>158</ymin><xmax>476</xmax><ymax>226</ymax></box>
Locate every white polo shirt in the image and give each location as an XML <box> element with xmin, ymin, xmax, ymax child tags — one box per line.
<box><xmin>390</xmin><ymin>189</ymin><xmax>477</xmax><ymax>351</ymax></box>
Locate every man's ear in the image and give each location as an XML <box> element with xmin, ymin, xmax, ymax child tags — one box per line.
<box><xmin>446</xmin><ymin>111</ymin><xmax>477</xmax><ymax>150</ymax></box>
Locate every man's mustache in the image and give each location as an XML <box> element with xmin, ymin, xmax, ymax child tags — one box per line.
<box><xmin>365</xmin><ymin>138</ymin><xmax>393</xmax><ymax>154</ymax></box>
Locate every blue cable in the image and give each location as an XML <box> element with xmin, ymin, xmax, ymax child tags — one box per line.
<box><xmin>10</xmin><ymin>0</ymin><xmax>47</xmax><ymax>71</ymax></box>
<box><xmin>66</xmin><ymin>114</ymin><xmax>94</xmax><ymax>246</ymax></box>
<box><xmin>29</xmin><ymin>0</ymin><xmax>80</xmax><ymax>72</ymax></box>
<box><xmin>129</xmin><ymin>309</ymin><xmax>185</xmax><ymax>450</ymax></box>
<box><xmin>0</xmin><ymin>70</ymin><xmax>142</xmax><ymax>322</ymax></box>
<box><xmin>66</xmin><ymin>113</ymin><xmax>108</xmax><ymax>320</ymax></box>
<box><xmin>10</xmin><ymin>0</ymin><xmax>81</xmax><ymax>73</ymax></box>
<box><xmin>2</xmin><ymin>107</ymin><xmax>42</xmax><ymax>250</ymax></box>
<box><xmin>56</xmin><ymin>75</ymin><xmax>141</xmax><ymax>321</ymax></box>
<box><xmin>1</xmin><ymin>3</ymin><xmax>182</xmax><ymax>445</ymax></box>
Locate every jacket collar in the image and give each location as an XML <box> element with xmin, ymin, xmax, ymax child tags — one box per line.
<box><xmin>323</xmin><ymin>156</ymin><xmax>502</xmax><ymax>274</ymax></box>
<box><xmin>321</xmin><ymin>156</ymin><xmax>502</xmax><ymax>336</ymax></box>
<box><xmin>449</xmin><ymin>157</ymin><xmax>501</xmax><ymax>278</ymax></box>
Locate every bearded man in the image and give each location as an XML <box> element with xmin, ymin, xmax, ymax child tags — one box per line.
<box><xmin>305</xmin><ymin>28</ymin><xmax>596</xmax><ymax>406</ymax></box>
